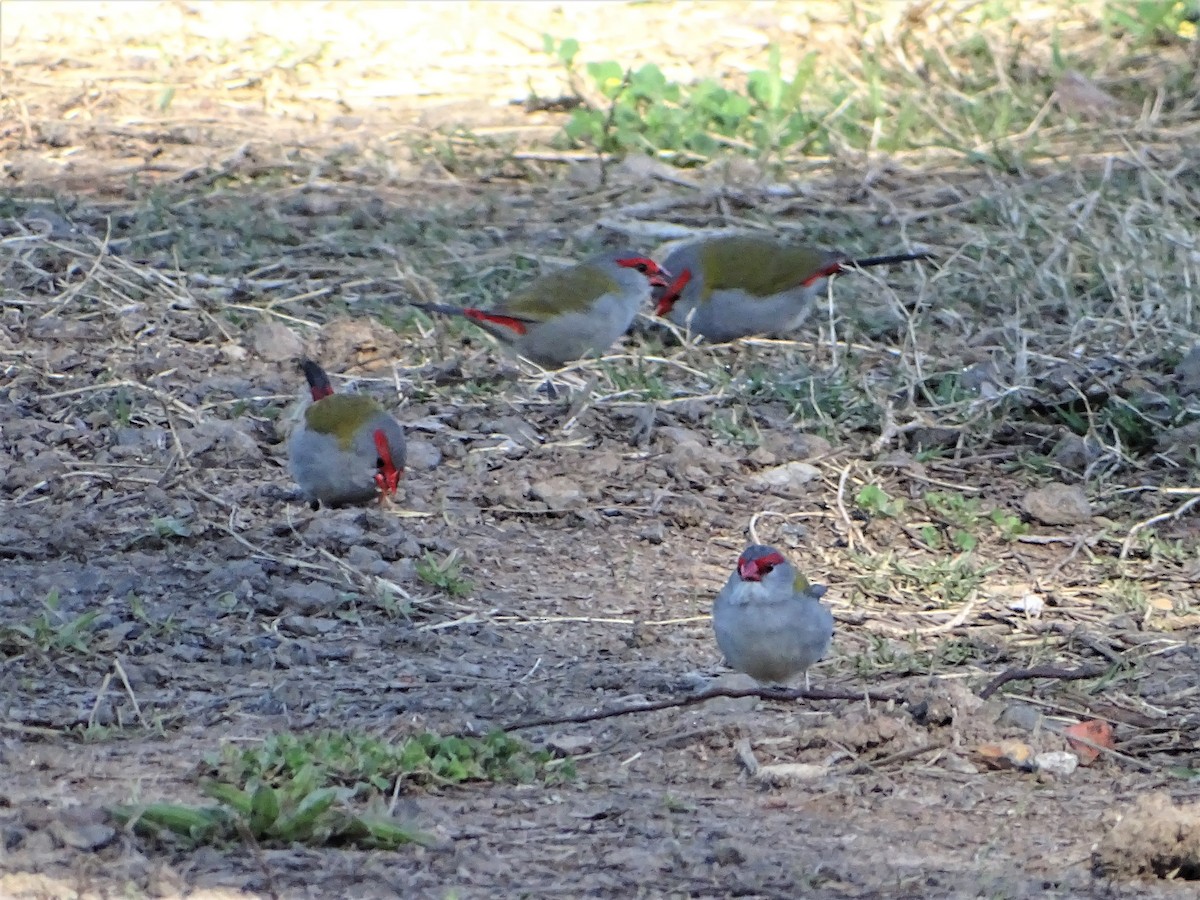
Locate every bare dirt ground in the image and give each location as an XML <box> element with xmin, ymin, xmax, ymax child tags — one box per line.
<box><xmin>4</xmin><ymin>2</ymin><xmax>1200</xmax><ymax>898</ymax></box>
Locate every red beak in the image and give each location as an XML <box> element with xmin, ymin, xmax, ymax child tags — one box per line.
<box><xmin>737</xmin><ymin>558</ymin><xmax>761</xmax><ymax>581</ymax></box>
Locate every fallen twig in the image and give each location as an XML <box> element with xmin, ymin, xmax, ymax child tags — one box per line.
<box><xmin>978</xmin><ymin>663</ymin><xmax>1109</xmax><ymax>700</ymax></box>
<box><xmin>500</xmin><ymin>684</ymin><xmax>905</xmax><ymax>732</ymax></box>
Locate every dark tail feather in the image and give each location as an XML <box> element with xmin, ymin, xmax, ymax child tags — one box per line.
<box><xmin>845</xmin><ymin>251</ymin><xmax>937</xmax><ymax>270</ymax></box>
<box><xmin>299</xmin><ymin>358</ymin><xmax>335</xmax><ymax>400</ymax></box>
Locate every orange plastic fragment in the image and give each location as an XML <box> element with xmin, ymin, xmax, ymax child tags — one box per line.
<box><xmin>1064</xmin><ymin>720</ymin><xmax>1114</xmax><ymax>765</ymax></box>
<box><xmin>972</xmin><ymin>740</ymin><xmax>1035</xmax><ymax>770</ymax></box>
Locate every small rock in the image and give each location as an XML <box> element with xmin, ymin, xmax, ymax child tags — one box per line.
<box><xmin>346</xmin><ymin>545</ymin><xmax>387</xmax><ymax>576</ymax></box>
<box><xmin>250</xmin><ymin>320</ymin><xmax>306</xmax><ymax>362</ymax></box>
<box><xmin>746</xmin><ymin>446</ymin><xmax>777</xmax><ymax>467</ymax></box>
<box><xmin>221</xmin><ymin>343</ymin><xmax>248</xmax><ymax>362</ymax></box>
<box><xmin>530</xmin><ymin>476</ymin><xmax>586</xmax><ymax>509</ymax></box>
<box><xmin>279</xmin><ymin>615</ymin><xmax>321</xmax><ymax>637</ymax></box>
<box><xmin>1009</xmin><ymin>593</ymin><xmax>1045</xmax><ymax>617</ymax></box>
<box><xmin>1157</xmin><ymin>421</ymin><xmax>1200</xmax><ymax>454</ymax></box>
<box><xmin>301</xmin><ymin>515</ymin><xmax>367</xmax><ymax>548</ymax></box>
<box><xmin>792</xmin><ymin>433</ymin><xmax>832</xmax><ymax>460</ymax></box>
<box><xmin>114</xmin><ymin>426</ymin><xmax>168</xmax><ymax>450</ymax></box>
<box><xmin>1034</xmin><ymin>750</ymin><xmax>1079</xmax><ymax>778</ymax></box>
<box><xmin>997</xmin><ymin>703</ymin><xmax>1044</xmax><ymax>733</ymax></box>
<box><xmin>1023</xmin><ymin>482</ymin><xmax>1091</xmax><ymax>525</ymax></box>
<box><xmin>755</xmin><ymin>763</ymin><xmax>830</xmax><ymax>786</ymax></box>
<box><xmin>486</xmin><ymin>416</ymin><xmax>543</xmax><ymax>449</ymax></box>
<box><xmin>638</xmin><ymin>522</ymin><xmax>666</xmax><ymax>544</ymax></box>
<box><xmin>747</xmin><ymin>461</ymin><xmax>820</xmax><ymax>492</ymax></box>
<box><xmin>546</xmin><ymin>734</ymin><xmax>594</xmax><ymax>756</ymax></box>
<box><xmin>703</xmin><ymin>672</ymin><xmax>760</xmax><ymax>714</ymax></box>
<box><xmin>48</xmin><ymin>821</ymin><xmax>117</xmax><ymax>852</ymax></box>
<box><xmin>707</xmin><ymin>840</ymin><xmax>746</xmax><ymax>866</ymax></box>
<box><xmin>281</xmin><ymin>581</ymin><xmax>337</xmax><ymax>615</ymax></box>
<box><xmin>906</xmin><ymin>426</ymin><xmax>962</xmax><ymax>451</ymax></box>
<box><xmin>1051</xmin><ymin>433</ymin><xmax>1104</xmax><ymax>470</ymax></box>
<box><xmin>404</xmin><ymin>439</ymin><xmax>441</xmax><ymax>471</ymax></box>
<box><xmin>657</xmin><ymin>426</ymin><xmax>705</xmax><ymax>449</ymax></box>
<box><xmin>938</xmin><ymin>752</ymin><xmax>980</xmax><ymax>775</ymax></box>
<box><xmin>181</xmin><ymin>420</ymin><xmax>262</xmax><ymax>463</ymax></box>
<box><xmin>1175</xmin><ymin>345</ymin><xmax>1200</xmax><ymax>396</ymax></box>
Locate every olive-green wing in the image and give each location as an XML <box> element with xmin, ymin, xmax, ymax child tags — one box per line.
<box><xmin>304</xmin><ymin>394</ymin><xmax>384</xmax><ymax>448</ymax></box>
<box><xmin>504</xmin><ymin>265</ymin><xmax>620</xmax><ymax>318</ymax></box>
<box><xmin>699</xmin><ymin>238</ymin><xmax>834</xmax><ymax>298</ymax></box>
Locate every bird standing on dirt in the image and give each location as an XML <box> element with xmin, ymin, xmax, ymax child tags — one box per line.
<box><xmin>713</xmin><ymin>544</ymin><xmax>834</xmax><ymax>688</ymax></box>
<box><xmin>408</xmin><ymin>248</ymin><xmax>671</xmax><ymax>367</ymax></box>
<box><xmin>287</xmin><ymin>359</ymin><xmax>406</xmax><ymax>510</ymax></box>
<box><xmin>653</xmin><ymin>235</ymin><xmax>933</xmax><ymax>342</ymax></box>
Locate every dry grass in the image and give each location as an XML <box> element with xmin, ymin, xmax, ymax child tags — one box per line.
<box><xmin>4</xmin><ymin>1</ymin><xmax>1200</xmax><ymax>897</ymax></box>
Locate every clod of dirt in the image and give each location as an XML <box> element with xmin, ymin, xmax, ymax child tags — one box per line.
<box><xmin>938</xmin><ymin>752</ymin><xmax>980</xmax><ymax>775</ymax></box>
<box><xmin>746</xmin><ymin>461</ymin><xmax>820</xmax><ymax>493</ymax></box>
<box><xmin>1093</xmin><ymin>792</ymin><xmax>1200</xmax><ymax>880</ymax></box>
<box><xmin>311</xmin><ymin>318</ymin><xmax>406</xmax><ymax>373</ymax></box>
<box><xmin>405</xmin><ymin>438</ymin><xmax>442</xmax><ymax>471</ymax></box>
<box><xmin>657</xmin><ymin>426</ymin><xmax>706</xmax><ymax>449</ymax></box>
<box><xmin>486</xmin><ymin>416</ymin><xmax>543</xmax><ymax>451</ymax></box>
<box><xmin>280</xmin><ymin>580</ymin><xmax>338</xmax><ymax>614</ymax></box>
<box><xmin>547</xmin><ymin>733</ymin><xmax>594</xmax><ymax>755</ymax></box>
<box><xmin>251</xmin><ymin>319</ymin><xmax>305</xmax><ymax>361</ymax></box>
<box><xmin>829</xmin><ymin>708</ymin><xmax>922</xmax><ymax>753</ymax></box>
<box><xmin>180</xmin><ymin>420</ymin><xmax>262</xmax><ymax>463</ymax></box>
<box><xmin>755</xmin><ymin>762</ymin><xmax>830</xmax><ymax>786</ymax></box>
<box><xmin>1158</xmin><ymin>421</ymin><xmax>1200</xmax><ymax>455</ymax></box>
<box><xmin>1175</xmin><ymin>345</ymin><xmax>1200</xmax><ymax>395</ymax></box>
<box><xmin>1023</xmin><ymin>482</ymin><xmax>1092</xmax><ymax>525</ymax></box>
<box><xmin>906</xmin><ymin>679</ymin><xmax>985</xmax><ymax>728</ymax></box>
<box><xmin>905</xmin><ymin>425</ymin><xmax>962</xmax><ymax>452</ymax></box>
<box><xmin>530</xmin><ymin>476</ymin><xmax>587</xmax><ymax>509</ymax></box>
<box><xmin>703</xmin><ymin>673</ymin><xmax>760</xmax><ymax>714</ymax></box>
<box><xmin>1054</xmin><ymin>69</ymin><xmax>1124</xmax><ymax>120</ymax></box>
<box><xmin>1051</xmin><ymin>433</ymin><xmax>1105</xmax><ymax>469</ymax></box>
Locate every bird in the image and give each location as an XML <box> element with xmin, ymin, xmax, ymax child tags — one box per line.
<box><xmin>652</xmin><ymin>235</ymin><xmax>933</xmax><ymax>342</ymax></box>
<box><xmin>287</xmin><ymin>359</ymin><xmax>406</xmax><ymax>510</ymax></box>
<box><xmin>407</xmin><ymin>248</ymin><xmax>671</xmax><ymax>367</ymax></box>
<box><xmin>712</xmin><ymin>544</ymin><xmax>834</xmax><ymax>688</ymax></box>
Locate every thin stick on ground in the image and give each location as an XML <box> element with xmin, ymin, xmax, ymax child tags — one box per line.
<box><xmin>498</xmin><ymin>684</ymin><xmax>905</xmax><ymax>732</ymax></box>
<box><xmin>978</xmin><ymin>663</ymin><xmax>1109</xmax><ymax>700</ymax></box>
<box><xmin>1120</xmin><ymin>490</ymin><xmax>1200</xmax><ymax>559</ymax></box>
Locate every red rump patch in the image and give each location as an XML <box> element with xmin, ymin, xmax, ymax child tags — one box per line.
<box><xmin>464</xmin><ymin>308</ymin><xmax>529</xmax><ymax>336</ymax></box>
<box><xmin>655</xmin><ymin>269</ymin><xmax>692</xmax><ymax>316</ymax></box>
<box><xmin>373</xmin><ymin>429</ymin><xmax>402</xmax><ymax>497</ymax></box>
<box><xmin>800</xmin><ymin>261</ymin><xmax>848</xmax><ymax>287</ymax></box>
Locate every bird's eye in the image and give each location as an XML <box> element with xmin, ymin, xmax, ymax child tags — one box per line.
<box><xmin>759</xmin><ymin>563</ymin><xmax>775</xmax><ymax>575</ymax></box>
<box><xmin>376</xmin><ymin>457</ymin><xmax>386</xmax><ymax>469</ymax></box>
<box><xmin>635</xmin><ymin>262</ymin><xmax>649</xmax><ymax>273</ymax></box>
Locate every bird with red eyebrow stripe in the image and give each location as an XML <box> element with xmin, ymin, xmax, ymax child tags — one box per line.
<box><xmin>712</xmin><ymin>544</ymin><xmax>834</xmax><ymax>689</ymax></box>
<box><xmin>653</xmin><ymin>234</ymin><xmax>933</xmax><ymax>342</ymax></box>
<box><xmin>408</xmin><ymin>248</ymin><xmax>670</xmax><ymax>367</ymax></box>
<box><xmin>287</xmin><ymin>359</ymin><xmax>406</xmax><ymax>510</ymax></box>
